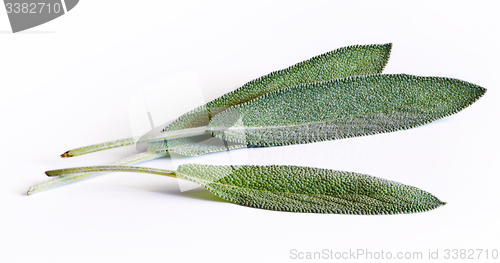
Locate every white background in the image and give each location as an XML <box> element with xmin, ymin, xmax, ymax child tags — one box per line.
<box><xmin>1</xmin><ymin>1</ymin><xmax>498</xmax><ymax>262</ymax></box>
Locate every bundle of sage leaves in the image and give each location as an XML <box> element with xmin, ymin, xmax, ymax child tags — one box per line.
<box><xmin>30</xmin><ymin>43</ymin><xmax>485</xmax><ymax>215</ymax></box>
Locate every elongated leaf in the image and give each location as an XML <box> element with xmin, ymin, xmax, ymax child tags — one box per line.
<box><xmin>209</xmin><ymin>74</ymin><xmax>486</xmax><ymax>146</ymax></box>
<box><xmin>176</xmin><ymin>164</ymin><xmax>445</xmax><ymax>214</ymax></box>
<box><xmin>44</xmin><ymin>164</ymin><xmax>445</xmax><ymax>214</ymax></box>
<box><xmin>149</xmin><ymin>43</ymin><xmax>393</xmax><ymax>155</ymax></box>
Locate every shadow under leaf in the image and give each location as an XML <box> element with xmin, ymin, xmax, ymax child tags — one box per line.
<box><xmin>155</xmin><ymin>187</ymin><xmax>230</xmax><ymax>203</ymax></box>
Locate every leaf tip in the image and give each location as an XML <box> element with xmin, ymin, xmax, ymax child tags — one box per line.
<box><xmin>479</xmin><ymin>86</ymin><xmax>487</xmax><ymax>96</ymax></box>
<box><xmin>430</xmin><ymin>200</ymin><xmax>447</xmax><ymax>211</ymax></box>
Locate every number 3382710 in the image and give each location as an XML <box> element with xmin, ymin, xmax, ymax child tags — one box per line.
<box><xmin>5</xmin><ymin>3</ymin><xmax>62</xmax><ymax>14</ymax></box>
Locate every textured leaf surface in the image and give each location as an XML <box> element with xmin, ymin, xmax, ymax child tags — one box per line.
<box><xmin>209</xmin><ymin>74</ymin><xmax>486</xmax><ymax>146</ymax></box>
<box><xmin>176</xmin><ymin>164</ymin><xmax>445</xmax><ymax>214</ymax></box>
<box><xmin>148</xmin><ymin>44</ymin><xmax>392</xmax><ymax>156</ymax></box>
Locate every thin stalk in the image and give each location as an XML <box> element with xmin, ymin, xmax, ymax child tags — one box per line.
<box><xmin>61</xmin><ymin>126</ymin><xmax>210</xmax><ymax>158</ymax></box>
<box><xmin>46</xmin><ymin>166</ymin><xmax>177</xmax><ymax>178</ymax></box>
<box><xmin>27</xmin><ymin>151</ymin><xmax>167</xmax><ymax>195</ymax></box>
<box><xmin>61</xmin><ymin>137</ymin><xmax>137</xmax><ymax>157</ymax></box>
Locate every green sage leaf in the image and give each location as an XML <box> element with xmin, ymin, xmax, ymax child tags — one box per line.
<box><xmin>209</xmin><ymin>74</ymin><xmax>486</xmax><ymax>146</ymax></box>
<box><xmin>150</xmin><ymin>43</ymin><xmax>393</xmax><ymax>155</ymax></box>
<box><xmin>44</xmin><ymin>164</ymin><xmax>446</xmax><ymax>214</ymax></box>
<box><xmin>176</xmin><ymin>164</ymin><xmax>445</xmax><ymax>214</ymax></box>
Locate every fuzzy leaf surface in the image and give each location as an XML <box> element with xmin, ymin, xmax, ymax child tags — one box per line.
<box><xmin>209</xmin><ymin>74</ymin><xmax>486</xmax><ymax>146</ymax></box>
<box><xmin>176</xmin><ymin>164</ymin><xmax>445</xmax><ymax>214</ymax></box>
<box><xmin>148</xmin><ymin>43</ymin><xmax>393</xmax><ymax>155</ymax></box>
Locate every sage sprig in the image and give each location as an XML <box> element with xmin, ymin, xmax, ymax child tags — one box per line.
<box><xmin>28</xmin><ymin>43</ymin><xmax>393</xmax><ymax>193</ymax></box>
<box><xmin>45</xmin><ymin>164</ymin><xmax>446</xmax><ymax>215</ymax></box>
<box><xmin>28</xmin><ymin>43</ymin><xmax>486</xmax><ymax>202</ymax></box>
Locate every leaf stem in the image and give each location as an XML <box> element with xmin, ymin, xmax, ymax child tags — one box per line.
<box><xmin>46</xmin><ymin>165</ymin><xmax>177</xmax><ymax>178</ymax></box>
<box><xmin>61</xmin><ymin>137</ymin><xmax>138</xmax><ymax>157</ymax></box>
<box><xmin>61</xmin><ymin>126</ymin><xmax>210</xmax><ymax>158</ymax></box>
<box><xmin>27</xmin><ymin>152</ymin><xmax>167</xmax><ymax>195</ymax></box>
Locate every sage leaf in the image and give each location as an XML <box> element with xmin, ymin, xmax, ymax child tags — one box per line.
<box><xmin>148</xmin><ymin>43</ymin><xmax>393</xmax><ymax>156</ymax></box>
<box><xmin>45</xmin><ymin>164</ymin><xmax>445</xmax><ymax>215</ymax></box>
<box><xmin>209</xmin><ymin>74</ymin><xmax>486</xmax><ymax>146</ymax></box>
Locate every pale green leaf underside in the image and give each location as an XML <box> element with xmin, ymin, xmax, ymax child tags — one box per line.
<box><xmin>209</xmin><ymin>74</ymin><xmax>486</xmax><ymax>146</ymax></box>
<box><xmin>147</xmin><ymin>43</ymin><xmax>392</xmax><ymax>156</ymax></box>
<box><xmin>176</xmin><ymin>164</ymin><xmax>445</xmax><ymax>214</ymax></box>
